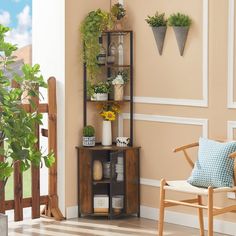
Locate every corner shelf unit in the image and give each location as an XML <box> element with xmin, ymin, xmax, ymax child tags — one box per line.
<box><xmin>83</xmin><ymin>30</ymin><xmax>134</xmax><ymax>145</ymax></box>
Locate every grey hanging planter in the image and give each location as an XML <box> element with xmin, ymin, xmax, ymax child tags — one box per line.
<box><xmin>152</xmin><ymin>26</ymin><xmax>167</xmax><ymax>55</ymax></box>
<box><xmin>0</xmin><ymin>214</ymin><xmax>8</xmax><ymax>236</ymax></box>
<box><xmin>173</xmin><ymin>26</ymin><xmax>189</xmax><ymax>56</ymax></box>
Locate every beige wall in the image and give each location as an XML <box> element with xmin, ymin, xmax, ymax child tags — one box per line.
<box><xmin>65</xmin><ymin>0</ymin><xmax>236</xmax><ymax>222</ymax></box>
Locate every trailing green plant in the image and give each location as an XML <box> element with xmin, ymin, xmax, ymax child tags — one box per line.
<box><xmin>83</xmin><ymin>125</ymin><xmax>95</xmax><ymax>137</ymax></box>
<box><xmin>80</xmin><ymin>9</ymin><xmax>113</xmax><ymax>80</ymax></box>
<box><xmin>145</xmin><ymin>12</ymin><xmax>167</xmax><ymax>27</ymax></box>
<box><xmin>168</xmin><ymin>13</ymin><xmax>192</xmax><ymax>27</ymax></box>
<box><xmin>111</xmin><ymin>3</ymin><xmax>126</xmax><ymax>20</ymax></box>
<box><xmin>0</xmin><ymin>24</ymin><xmax>55</xmax><ymax>192</ymax></box>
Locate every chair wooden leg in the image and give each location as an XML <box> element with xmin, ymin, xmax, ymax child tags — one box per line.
<box><xmin>208</xmin><ymin>187</ymin><xmax>213</xmax><ymax>236</ymax></box>
<box><xmin>197</xmin><ymin>195</ymin><xmax>204</xmax><ymax>236</ymax></box>
<box><xmin>158</xmin><ymin>179</ymin><xmax>166</xmax><ymax>236</ymax></box>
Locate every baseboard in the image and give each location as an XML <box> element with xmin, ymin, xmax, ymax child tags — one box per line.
<box><xmin>140</xmin><ymin>205</ymin><xmax>236</xmax><ymax>236</ymax></box>
<box><xmin>66</xmin><ymin>206</ymin><xmax>78</xmax><ymax>219</ymax></box>
<box><xmin>66</xmin><ymin>204</ymin><xmax>236</xmax><ymax>235</ymax></box>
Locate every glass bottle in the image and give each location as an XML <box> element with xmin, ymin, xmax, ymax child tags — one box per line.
<box><xmin>117</xmin><ymin>36</ymin><xmax>124</xmax><ymax>66</ymax></box>
<box><xmin>107</xmin><ymin>42</ymin><xmax>116</xmax><ymax>64</ymax></box>
<box><xmin>97</xmin><ymin>37</ymin><xmax>106</xmax><ymax>65</ymax></box>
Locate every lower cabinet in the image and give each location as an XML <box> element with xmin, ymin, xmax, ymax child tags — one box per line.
<box><xmin>76</xmin><ymin>146</ymin><xmax>140</xmax><ymax>219</ymax></box>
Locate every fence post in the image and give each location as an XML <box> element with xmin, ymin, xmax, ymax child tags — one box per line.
<box><xmin>43</xmin><ymin>77</ymin><xmax>64</xmax><ymax>220</ymax></box>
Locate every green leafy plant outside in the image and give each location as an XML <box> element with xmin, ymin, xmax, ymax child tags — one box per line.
<box><xmin>145</xmin><ymin>12</ymin><xmax>167</xmax><ymax>27</ymax></box>
<box><xmin>83</xmin><ymin>125</ymin><xmax>95</xmax><ymax>137</ymax></box>
<box><xmin>0</xmin><ymin>25</ymin><xmax>55</xmax><ymax>191</ymax></box>
<box><xmin>80</xmin><ymin>9</ymin><xmax>113</xmax><ymax>80</ymax></box>
<box><xmin>111</xmin><ymin>3</ymin><xmax>126</xmax><ymax>20</ymax></box>
<box><xmin>168</xmin><ymin>13</ymin><xmax>192</xmax><ymax>27</ymax></box>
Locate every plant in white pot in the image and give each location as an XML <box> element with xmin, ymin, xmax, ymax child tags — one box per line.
<box><xmin>111</xmin><ymin>70</ymin><xmax>129</xmax><ymax>101</ymax></box>
<box><xmin>0</xmin><ymin>25</ymin><xmax>55</xmax><ymax>235</ymax></box>
<box><xmin>168</xmin><ymin>12</ymin><xmax>192</xmax><ymax>56</ymax></box>
<box><xmin>88</xmin><ymin>81</ymin><xmax>111</xmax><ymax>101</ymax></box>
<box><xmin>98</xmin><ymin>103</ymin><xmax>120</xmax><ymax>146</ymax></box>
<box><xmin>82</xmin><ymin>125</ymin><xmax>96</xmax><ymax>147</ymax></box>
<box><xmin>146</xmin><ymin>11</ymin><xmax>167</xmax><ymax>55</ymax></box>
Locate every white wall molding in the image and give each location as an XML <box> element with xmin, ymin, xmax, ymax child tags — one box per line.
<box><xmin>140</xmin><ymin>178</ymin><xmax>160</xmax><ymax>187</ymax></box>
<box><xmin>141</xmin><ymin>205</ymin><xmax>236</xmax><ymax>236</ymax></box>
<box><xmin>119</xmin><ymin>113</ymin><xmax>208</xmax><ymax>138</ymax></box>
<box><xmin>228</xmin><ymin>0</ymin><xmax>236</xmax><ymax>108</ymax></box>
<box><xmin>130</xmin><ymin>0</ymin><xmax>209</xmax><ymax>107</ymax></box>
<box><xmin>227</xmin><ymin>120</ymin><xmax>236</xmax><ymax>139</ymax></box>
<box><xmin>66</xmin><ymin>205</ymin><xmax>235</xmax><ymax>235</ymax></box>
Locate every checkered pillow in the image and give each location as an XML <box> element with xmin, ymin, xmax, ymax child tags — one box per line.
<box><xmin>187</xmin><ymin>138</ymin><xmax>236</xmax><ymax>188</ymax></box>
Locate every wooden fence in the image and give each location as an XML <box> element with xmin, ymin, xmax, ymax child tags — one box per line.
<box><xmin>0</xmin><ymin>77</ymin><xmax>64</xmax><ymax>221</ymax></box>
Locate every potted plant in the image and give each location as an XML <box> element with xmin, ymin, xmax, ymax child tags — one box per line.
<box><xmin>168</xmin><ymin>12</ymin><xmax>192</xmax><ymax>56</ymax></box>
<box><xmin>82</xmin><ymin>125</ymin><xmax>95</xmax><ymax>147</ymax></box>
<box><xmin>80</xmin><ymin>9</ymin><xmax>113</xmax><ymax>80</ymax></box>
<box><xmin>111</xmin><ymin>70</ymin><xmax>129</xmax><ymax>101</ymax></box>
<box><xmin>98</xmin><ymin>103</ymin><xmax>120</xmax><ymax>146</ymax></box>
<box><xmin>0</xmin><ymin>25</ymin><xmax>54</xmax><ymax>235</ymax></box>
<box><xmin>146</xmin><ymin>12</ymin><xmax>167</xmax><ymax>55</ymax></box>
<box><xmin>89</xmin><ymin>81</ymin><xmax>111</xmax><ymax>101</ymax></box>
<box><xmin>111</xmin><ymin>3</ymin><xmax>126</xmax><ymax>30</ymax></box>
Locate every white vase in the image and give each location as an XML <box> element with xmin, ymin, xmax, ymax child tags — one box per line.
<box><xmin>102</xmin><ymin>120</ymin><xmax>112</xmax><ymax>146</ymax></box>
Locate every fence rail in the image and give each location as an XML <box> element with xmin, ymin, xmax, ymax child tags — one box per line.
<box><xmin>0</xmin><ymin>77</ymin><xmax>64</xmax><ymax>221</ymax></box>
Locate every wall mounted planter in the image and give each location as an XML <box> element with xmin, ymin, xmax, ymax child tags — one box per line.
<box><xmin>173</xmin><ymin>26</ymin><xmax>189</xmax><ymax>56</ymax></box>
<box><xmin>152</xmin><ymin>26</ymin><xmax>167</xmax><ymax>55</ymax></box>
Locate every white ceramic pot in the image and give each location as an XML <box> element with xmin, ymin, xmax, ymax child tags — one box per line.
<box><xmin>114</xmin><ymin>84</ymin><xmax>124</xmax><ymax>101</ymax></box>
<box><xmin>91</xmin><ymin>93</ymin><xmax>108</xmax><ymax>101</ymax></box>
<box><xmin>0</xmin><ymin>214</ymin><xmax>7</xmax><ymax>236</ymax></box>
<box><xmin>102</xmin><ymin>120</ymin><xmax>112</xmax><ymax>146</ymax></box>
<box><xmin>82</xmin><ymin>136</ymin><xmax>95</xmax><ymax>147</ymax></box>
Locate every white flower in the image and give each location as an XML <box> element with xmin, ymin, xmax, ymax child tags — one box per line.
<box><xmin>112</xmin><ymin>75</ymin><xmax>124</xmax><ymax>85</ymax></box>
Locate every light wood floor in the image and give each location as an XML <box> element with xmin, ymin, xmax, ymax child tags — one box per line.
<box><xmin>8</xmin><ymin>217</ymin><xmax>228</xmax><ymax>236</ymax></box>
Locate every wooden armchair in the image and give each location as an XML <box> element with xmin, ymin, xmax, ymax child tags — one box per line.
<box><xmin>158</xmin><ymin>141</ymin><xmax>236</xmax><ymax>236</ymax></box>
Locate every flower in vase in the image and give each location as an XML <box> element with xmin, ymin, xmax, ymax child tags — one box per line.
<box><xmin>101</xmin><ymin>111</ymin><xmax>116</xmax><ymax>121</ymax></box>
<box><xmin>112</xmin><ymin>75</ymin><xmax>124</xmax><ymax>85</ymax></box>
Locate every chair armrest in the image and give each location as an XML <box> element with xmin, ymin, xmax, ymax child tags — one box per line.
<box><xmin>229</xmin><ymin>151</ymin><xmax>236</xmax><ymax>158</ymax></box>
<box><xmin>173</xmin><ymin>142</ymin><xmax>199</xmax><ymax>153</ymax></box>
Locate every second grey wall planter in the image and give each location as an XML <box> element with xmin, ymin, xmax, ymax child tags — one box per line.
<box><xmin>152</xmin><ymin>26</ymin><xmax>167</xmax><ymax>55</ymax></box>
<box><xmin>173</xmin><ymin>26</ymin><xmax>189</xmax><ymax>56</ymax></box>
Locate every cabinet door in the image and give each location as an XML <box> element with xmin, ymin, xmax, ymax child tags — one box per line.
<box><xmin>79</xmin><ymin>149</ymin><xmax>92</xmax><ymax>214</ymax></box>
<box><xmin>125</xmin><ymin>148</ymin><xmax>139</xmax><ymax>214</ymax></box>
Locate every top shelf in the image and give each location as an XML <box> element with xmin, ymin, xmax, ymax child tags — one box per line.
<box><xmin>102</xmin><ymin>30</ymin><xmax>132</xmax><ymax>36</ymax></box>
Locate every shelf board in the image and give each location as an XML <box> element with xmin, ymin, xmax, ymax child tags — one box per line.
<box><xmin>102</xmin><ymin>30</ymin><xmax>132</xmax><ymax>35</ymax></box>
<box><xmin>93</xmin><ymin>179</ymin><xmax>111</xmax><ymax>184</ymax></box>
<box><xmin>86</xmin><ymin>99</ymin><xmax>131</xmax><ymax>103</ymax></box>
<box><xmin>98</xmin><ymin>64</ymin><xmax>131</xmax><ymax>68</ymax></box>
<box><xmin>76</xmin><ymin>144</ymin><xmax>141</xmax><ymax>151</ymax></box>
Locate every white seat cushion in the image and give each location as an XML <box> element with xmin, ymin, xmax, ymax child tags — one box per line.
<box><xmin>164</xmin><ymin>180</ymin><xmax>236</xmax><ymax>195</ymax></box>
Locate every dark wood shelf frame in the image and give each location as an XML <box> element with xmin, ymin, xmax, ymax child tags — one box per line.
<box><xmin>83</xmin><ymin>30</ymin><xmax>134</xmax><ymax>146</ymax></box>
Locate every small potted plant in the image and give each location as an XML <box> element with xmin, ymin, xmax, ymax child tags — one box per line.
<box><xmin>89</xmin><ymin>81</ymin><xmax>111</xmax><ymax>101</ymax></box>
<box><xmin>82</xmin><ymin>125</ymin><xmax>96</xmax><ymax>147</ymax></box>
<box><xmin>111</xmin><ymin>70</ymin><xmax>129</xmax><ymax>101</ymax></box>
<box><xmin>111</xmin><ymin>3</ymin><xmax>126</xmax><ymax>30</ymax></box>
<box><xmin>168</xmin><ymin>12</ymin><xmax>192</xmax><ymax>56</ymax></box>
<box><xmin>146</xmin><ymin>12</ymin><xmax>167</xmax><ymax>55</ymax></box>
<box><xmin>98</xmin><ymin>103</ymin><xmax>120</xmax><ymax>146</ymax></box>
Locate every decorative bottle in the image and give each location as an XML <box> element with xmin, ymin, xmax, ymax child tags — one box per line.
<box><xmin>97</xmin><ymin>37</ymin><xmax>106</xmax><ymax>65</ymax></box>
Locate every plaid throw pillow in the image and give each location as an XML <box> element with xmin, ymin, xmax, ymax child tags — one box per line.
<box><xmin>187</xmin><ymin>138</ymin><xmax>236</xmax><ymax>188</ymax></box>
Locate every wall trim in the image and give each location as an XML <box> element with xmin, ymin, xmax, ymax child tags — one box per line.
<box><xmin>140</xmin><ymin>178</ymin><xmax>160</xmax><ymax>187</ymax></box>
<box><xmin>119</xmin><ymin>113</ymin><xmax>208</xmax><ymax>138</ymax></box>
<box><xmin>228</xmin><ymin>0</ymin><xmax>236</xmax><ymax>108</ymax></box>
<box><xmin>227</xmin><ymin>120</ymin><xmax>236</xmax><ymax>139</ymax></box>
<box><xmin>66</xmin><ymin>205</ymin><xmax>235</xmax><ymax>235</ymax></box>
<box><xmin>129</xmin><ymin>0</ymin><xmax>209</xmax><ymax>107</ymax></box>
<box><xmin>141</xmin><ymin>205</ymin><xmax>236</xmax><ymax>236</ymax></box>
